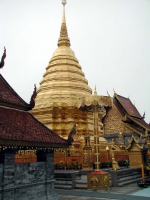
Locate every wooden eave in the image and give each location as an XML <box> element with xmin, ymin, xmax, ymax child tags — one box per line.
<box><xmin>127</xmin><ymin>115</ymin><xmax>150</xmax><ymax>131</ymax></box>
<box><xmin>0</xmin><ymin>138</ymin><xmax>70</xmax><ymax>149</ymax></box>
<box><xmin>125</xmin><ymin>123</ymin><xmax>145</xmax><ymax>136</ymax></box>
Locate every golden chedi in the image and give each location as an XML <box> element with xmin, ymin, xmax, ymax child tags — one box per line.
<box><xmin>31</xmin><ymin>2</ymin><xmax>93</xmax><ymax>145</ymax></box>
<box><xmin>31</xmin><ymin>1</ymin><xmax>112</xmax><ymax>160</ymax></box>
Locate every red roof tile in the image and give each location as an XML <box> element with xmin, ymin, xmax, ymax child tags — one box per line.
<box><xmin>0</xmin><ymin>106</ymin><xmax>69</xmax><ymax>147</ymax></box>
<box><xmin>129</xmin><ymin>116</ymin><xmax>150</xmax><ymax>130</ymax></box>
<box><xmin>115</xmin><ymin>94</ymin><xmax>142</xmax><ymax>118</ymax></box>
<box><xmin>0</xmin><ymin>74</ymin><xmax>30</xmax><ymax>110</ymax></box>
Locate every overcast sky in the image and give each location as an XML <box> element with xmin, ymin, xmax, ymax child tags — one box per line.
<box><xmin>0</xmin><ymin>0</ymin><xmax>150</xmax><ymax>123</ymax></box>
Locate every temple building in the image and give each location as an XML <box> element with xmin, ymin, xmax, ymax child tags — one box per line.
<box><xmin>31</xmin><ymin>1</ymin><xmax>150</xmax><ymax>164</ymax></box>
<box><xmin>104</xmin><ymin>93</ymin><xmax>150</xmax><ymax>145</ymax></box>
<box><xmin>0</xmin><ymin>73</ymin><xmax>70</xmax><ymax>199</ymax></box>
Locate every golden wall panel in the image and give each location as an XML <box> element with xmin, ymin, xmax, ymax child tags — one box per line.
<box><xmin>87</xmin><ymin>172</ymin><xmax>109</xmax><ymax>190</ymax></box>
<box><xmin>129</xmin><ymin>153</ymin><xmax>142</xmax><ymax>168</ymax></box>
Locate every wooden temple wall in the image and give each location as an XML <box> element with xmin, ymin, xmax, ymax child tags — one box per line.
<box><xmin>15</xmin><ymin>150</ymin><xmax>37</xmax><ymax>163</ymax></box>
<box><xmin>54</xmin><ymin>156</ymin><xmax>82</xmax><ymax>165</ymax></box>
<box><xmin>15</xmin><ymin>156</ymin><xmax>37</xmax><ymax>163</ymax></box>
<box><xmin>95</xmin><ymin>150</ymin><xmax>129</xmax><ymax>163</ymax></box>
<box><xmin>54</xmin><ymin>150</ymin><xmax>129</xmax><ymax>167</ymax></box>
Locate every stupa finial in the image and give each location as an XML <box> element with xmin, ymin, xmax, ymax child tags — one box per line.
<box><xmin>62</xmin><ymin>0</ymin><xmax>67</xmax><ymax>11</ymax></box>
<box><xmin>58</xmin><ymin>0</ymin><xmax>70</xmax><ymax>47</ymax></box>
<box><xmin>93</xmin><ymin>85</ymin><xmax>97</xmax><ymax>96</ymax></box>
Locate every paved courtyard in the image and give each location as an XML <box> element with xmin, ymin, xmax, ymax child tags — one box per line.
<box><xmin>56</xmin><ymin>184</ymin><xmax>150</xmax><ymax>200</ymax></box>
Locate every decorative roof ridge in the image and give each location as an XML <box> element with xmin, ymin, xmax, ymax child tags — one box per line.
<box><xmin>126</xmin><ymin>135</ymin><xmax>148</xmax><ymax>150</ymax></box>
<box><xmin>113</xmin><ymin>96</ymin><xmax>126</xmax><ymax>116</ymax></box>
<box><xmin>112</xmin><ymin>100</ymin><xmax>124</xmax><ymax>118</ymax></box>
<box><xmin>0</xmin><ymin>105</ymin><xmax>28</xmax><ymax>113</ymax></box>
<box><xmin>0</xmin><ymin>74</ymin><xmax>31</xmax><ymax>110</ymax></box>
<box><xmin>126</xmin><ymin>135</ymin><xmax>141</xmax><ymax>150</ymax></box>
<box><xmin>115</xmin><ymin>93</ymin><xmax>130</xmax><ymax>100</ymax></box>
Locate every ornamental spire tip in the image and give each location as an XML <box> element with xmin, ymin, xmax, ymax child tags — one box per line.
<box><xmin>58</xmin><ymin>0</ymin><xmax>70</xmax><ymax>47</ymax></box>
<box><xmin>62</xmin><ymin>0</ymin><xmax>67</xmax><ymax>10</ymax></box>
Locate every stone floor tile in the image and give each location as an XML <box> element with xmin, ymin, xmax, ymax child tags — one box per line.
<box><xmin>131</xmin><ymin>187</ymin><xmax>150</xmax><ymax>197</ymax></box>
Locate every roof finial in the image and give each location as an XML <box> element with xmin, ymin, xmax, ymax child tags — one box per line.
<box><xmin>0</xmin><ymin>47</ymin><xmax>6</xmax><ymax>69</ymax></box>
<box><xmin>142</xmin><ymin>112</ymin><xmax>145</xmax><ymax>119</ymax></box>
<box><xmin>29</xmin><ymin>84</ymin><xmax>37</xmax><ymax>109</ymax></box>
<box><xmin>107</xmin><ymin>90</ymin><xmax>111</xmax><ymax>97</ymax></box>
<box><xmin>113</xmin><ymin>88</ymin><xmax>116</xmax><ymax>94</ymax></box>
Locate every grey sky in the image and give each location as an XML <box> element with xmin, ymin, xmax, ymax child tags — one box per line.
<box><xmin>0</xmin><ymin>0</ymin><xmax>150</xmax><ymax>122</ymax></box>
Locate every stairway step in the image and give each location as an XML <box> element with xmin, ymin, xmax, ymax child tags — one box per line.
<box><xmin>118</xmin><ymin>177</ymin><xmax>141</xmax><ymax>186</ymax></box>
<box><xmin>55</xmin><ymin>184</ymin><xmax>72</xmax><ymax>189</ymax></box>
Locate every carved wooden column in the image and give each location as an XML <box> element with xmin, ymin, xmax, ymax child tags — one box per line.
<box><xmin>82</xmin><ymin>134</ymin><xmax>92</xmax><ymax>169</ymax></box>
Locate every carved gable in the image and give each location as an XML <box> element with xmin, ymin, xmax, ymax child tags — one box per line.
<box><xmin>103</xmin><ymin>107</ymin><xmax>123</xmax><ymax>134</ymax></box>
<box><xmin>103</xmin><ymin>106</ymin><xmax>133</xmax><ymax>134</ymax></box>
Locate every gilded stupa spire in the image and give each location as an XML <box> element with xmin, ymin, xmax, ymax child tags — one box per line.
<box><xmin>58</xmin><ymin>0</ymin><xmax>70</xmax><ymax>47</ymax></box>
<box><xmin>93</xmin><ymin>85</ymin><xmax>97</xmax><ymax>96</ymax></box>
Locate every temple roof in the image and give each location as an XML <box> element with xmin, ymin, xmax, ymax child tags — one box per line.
<box><xmin>0</xmin><ymin>74</ymin><xmax>31</xmax><ymax>111</ymax></box>
<box><xmin>0</xmin><ymin>73</ymin><xmax>69</xmax><ymax>148</ymax></box>
<box><xmin>114</xmin><ymin>93</ymin><xmax>142</xmax><ymax>118</ymax></box>
<box><xmin>128</xmin><ymin>116</ymin><xmax>150</xmax><ymax>130</ymax></box>
<box><xmin>0</xmin><ymin>106</ymin><xmax>69</xmax><ymax>148</ymax></box>
<box><xmin>113</xmin><ymin>93</ymin><xmax>150</xmax><ymax>135</ymax></box>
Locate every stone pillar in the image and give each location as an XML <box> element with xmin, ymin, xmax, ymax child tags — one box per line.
<box><xmin>45</xmin><ymin>150</ymin><xmax>60</xmax><ymax>200</ymax></box>
<box><xmin>0</xmin><ymin>151</ymin><xmax>4</xmax><ymax>200</ymax></box>
<box><xmin>2</xmin><ymin>149</ymin><xmax>16</xmax><ymax>200</ymax></box>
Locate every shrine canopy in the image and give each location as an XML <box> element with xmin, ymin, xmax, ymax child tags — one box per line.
<box><xmin>0</xmin><ymin>74</ymin><xmax>69</xmax><ymax>150</ymax></box>
<box><xmin>113</xmin><ymin>92</ymin><xmax>150</xmax><ymax>137</ymax></box>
